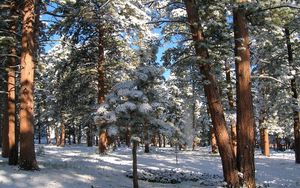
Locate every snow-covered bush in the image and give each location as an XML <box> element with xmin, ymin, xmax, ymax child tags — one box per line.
<box><xmin>126</xmin><ymin>168</ymin><xmax>224</xmax><ymax>186</ymax></box>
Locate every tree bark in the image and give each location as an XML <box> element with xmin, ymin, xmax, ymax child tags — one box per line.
<box><xmin>233</xmin><ymin>1</ymin><xmax>256</xmax><ymax>187</ymax></box>
<box><xmin>59</xmin><ymin>122</ymin><xmax>65</xmax><ymax>147</ymax></box>
<box><xmin>225</xmin><ymin>61</ymin><xmax>237</xmax><ymax>157</ymax></box>
<box><xmin>1</xmin><ymin>72</ymin><xmax>9</xmax><ymax>158</ymax></box>
<box><xmin>87</xmin><ymin>124</ymin><xmax>93</xmax><ymax>147</ymax></box>
<box><xmin>97</xmin><ymin>25</ymin><xmax>108</xmax><ymax>154</ymax></box>
<box><xmin>77</xmin><ymin>124</ymin><xmax>81</xmax><ymax>144</ymax></box>
<box><xmin>46</xmin><ymin>126</ymin><xmax>51</xmax><ymax>144</ymax></box>
<box><xmin>260</xmin><ymin>128</ymin><xmax>270</xmax><ymax>157</ymax></box>
<box><xmin>132</xmin><ymin>141</ymin><xmax>139</xmax><ymax>188</ymax></box>
<box><xmin>126</xmin><ymin>126</ymin><xmax>131</xmax><ymax>147</ymax></box>
<box><xmin>158</xmin><ymin>133</ymin><xmax>162</xmax><ymax>148</ymax></box>
<box><xmin>284</xmin><ymin>28</ymin><xmax>300</xmax><ymax>163</ymax></box>
<box><xmin>55</xmin><ymin>127</ymin><xmax>60</xmax><ymax>146</ymax></box>
<box><xmin>143</xmin><ymin>123</ymin><xmax>149</xmax><ymax>153</ymax></box>
<box><xmin>8</xmin><ymin>0</ymin><xmax>18</xmax><ymax>165</ymax></box>
<box><xmin>183</xmin><ymin>1</ymin><xmax>239</xmax><ymax>186</ymax></box>
<box><xmin>19</xmin><ymin>0</ymin><xmax>38</xmax><ymax>170</ymax></box>
<box><xmin>210</xmin><ymin>126</ymin><xmax>218</xmax><ymax>153</ymax></box>
<box><xmin>99</xmin><ymin>129</ymin><xmax>108</xmax><ymax>154</ymax></box>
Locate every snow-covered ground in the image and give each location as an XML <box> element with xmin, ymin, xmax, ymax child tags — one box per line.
<box><xmin>0</xmin><ymin>145</ymin><xmax>299</xmax><ymax>188</ymax></box>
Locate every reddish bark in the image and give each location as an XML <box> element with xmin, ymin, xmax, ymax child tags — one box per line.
<box><xmin>99</xmin><ymin>130</ymin><xmax>108</xmax><ymax>154</ymax></box>
<box><xmin>59</xmin><ymin>123</ymin><xmax>65</xmax><ymax>147</ymax></box>
<box><xmin>260</xmin><ymin>128</ymin><xmax>270</xmax><ymax>157</ymax></box>
<box><xmin>234</xmin><ymin>2</ymin><xmax>256</xmax><ymax>187</ymax></box>
<box><xmin>97</xmin><ymin>25</ymin><xmax>108</xmax><ymax>154</ymax></box>
<box><xmin>8</xmin><ymin>0</ymin><xmax>18</xmax><ymax>165</ymax></box>
<box><xmin>210</xmin><ymin>126</ymin><xmax>218</xmax><ymax>153</ymax></box>
<box><xmin>19</xmin><ymin>0</ymin><xmax>38</xmax><ymax>170</ymax></box>
<box><xmin>225</xmin><ymin>61</ymin><xmax>237</xmax><ymax>156</ymax></box>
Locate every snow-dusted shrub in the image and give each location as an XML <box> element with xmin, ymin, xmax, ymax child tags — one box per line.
<box><xmin>126</xmin><ymin>168</ymin><xmax>224</xmax><ymax>186</ymax></box>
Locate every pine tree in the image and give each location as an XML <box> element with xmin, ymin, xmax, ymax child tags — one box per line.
<box><xmin>7</xmin><ymin>0</ymin><xmax>18</xmax><ymax>165</ymax></box>
<box><xmin>233</xmin><ymin>1</ymin><xmax>256</xmax><ymax>187</ymax></box>
<box><xmin>284</xmin><ymin>27</ymin><xmax>300</xmax><ymax>163</ymax></box>
<box><xmin>19</xmin><ymin>0</ymin><xmax>39</xmax><ymax>170</ymax></box>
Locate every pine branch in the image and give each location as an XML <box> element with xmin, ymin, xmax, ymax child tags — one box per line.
<box><xmin>147</xmin><ymin>20</ymin><xmax>189</xmax><ymax>25</ymax></box>
<box><xmin>0</xmin><ymin>29</ymin><xmax>21</xmax><ymax>37</ymax></box>
<box><xmin>0</xmin><ymin>54</ymin><xmax>20</xmax><ymax>59</ymax></box>
<box><xmin>157</xmin><ymin>1</ymin><xmax>185</xmax><ymax>10</ymax></box>
<box><xmin>248</xmin><ymin>4</ymin><xmax>300</xmax><ymax>16</ymax></box>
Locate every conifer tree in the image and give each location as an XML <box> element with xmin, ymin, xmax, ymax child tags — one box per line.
<box><xmin>19</xmin><ymin>0</ymin><xmax>39</xmax><ymax>170</ymax></box>
<box><xmin>233</xmin><ymin>1</ymin><xmax>256</xmax><ymax>187</ymax></box>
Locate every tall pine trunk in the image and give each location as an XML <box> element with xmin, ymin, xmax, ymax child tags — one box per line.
<box><xmin>87</xmin><ymin>124</ymin><xmax>93</xmax><ymax>147</ymax></box>
<box><xmin>183</xmin><ymin>0</ymin><xmax>239</xmax><ymax>186</ymax></box>
<box><xmin>8</xmin><ymin>0</ymin><xmax>18</xmax><ymax>165</ymax></box>
<box><xmin>132</xmin><ymin>140</ymin><xmax>139</xmax><ymax>188</ymax></box>
<box><xmin>59</xmin><ymin>122</ymin><xmax>65</xmax><ymax>147</ymax></box>
<box><xmin>233</xmin><ymin>1</ymin><xmax>256</xmax><ymax>187</ymax></box>
<box><xmin>284</xmin><ymin>28</ymin><xmax>300</xmax><ymax>163</ymax></box>
<box><xmin>19</xmin><ymin>0</ymin><xmax>38</xmax><ymax>170</ymax></box>
<box><xmin>1</xmin><ymin>72</ymin><xmax>9</xmax><ymax>158</ymax></box>
<box><xmin>225</xmin><ymin>61</ymin><xmax>237</xmax><ymax>156</ymax></box>
<box><xmin>260</xmin><ymin>128</ymin><xmax>270</xmax><ymax>157</ymax></box>
<box><xmin>97</xmin><ymin>25</ymin><xmax>108</xmax><ymax>154</ymax></box>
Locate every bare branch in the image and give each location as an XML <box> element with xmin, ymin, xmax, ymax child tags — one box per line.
<box><xmin>0</xmin><ymin>54</ymin><xmax>20</xmax><ymax>59</ymax></box>
<box><xmin>251</xmin><ymin>75</ymin><xmax>285</xmax><ymax>85</ymax></box>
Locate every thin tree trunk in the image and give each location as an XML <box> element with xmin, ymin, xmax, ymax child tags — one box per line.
<box><xmin>59</xmin><ymin>123</ymin><xmax>65</xmax><ymax>147</ymax></box>
<box><xmin>158</xmin><ymin>133</ymin><xmax>162</xmax><ymax>148</ymax></box>
<box><xmin>1</xmin><ymin>71</ymin><xmax>9</xmax><ymax>158</ymax></box>
<box><xmin>99</xmin><ymin>129</ymin><xmax>108</xmax><ymax>154</ymax></box>
<box><xmin>77</xmin><ymin>124</ymin><xmax>81</xmax><ymax>144</ymax></box>
<box><xmin>260</xmin><ymin>128</ymin><xmax>270</xmax><ymax>157</ymax></box>
<box><xmin>144</xmin><ymin>123</ymin><xmax>149</xmax><ymax>153</ymax></box>
<box><xmin>210</xmin><ymin>126</ymin><xmax>218</xmax><ymax>153</ymax></box>
<box><xmin>132</xmin><ymin>140</ymin><xmax>139</xmax><ymax>188</ymax></box>
<box><xmin>151</xmin><ymin>135</ymin><xmax>157</xmax><ymax>146</ymax></box>
<box><xmin>95</xmin><ymin>136</ymin><xmax>98</xmax><ymax>146</ymax></box>
<box><xmin>97</xmin><ymin>25</ymin><xmax>108</xmax><ymax>154</ymax></box>
<box><xmin>55</xmin><ymin>127</ymin><xmax>60</xmax><ymax>146</ymax></box>
<box><xmin>233</xmin><ymin>1</ymin><xmax>256</xmax><ymax>187</ymax></box>
<box><xmin>225</xmin><ymin>61</ymin><xmax>237</xmax><ymax>156</ymax></box>
<box><xmin>259</xmin><ymin>105</ymin><xmax>270</xmax><ymax>157</ymax></box>
<box><xmin>72</xmin><ymin>127</ymin><xmax>76</xmax><ymax>144</ymax></box>
<box><xmin>8</xmin><ymin>0</ymin><xmax>18</xmax><ymax>165</ymax></box>
<box><xmin>163</xmin><ymin>134</ymin><xmax>166</xmax><ymax>147</ymax></box>
<box><xmin>19</xmin><ymin>0</ymin><xmax>38</xmax><ymax>170</ymax></box>
<box><xmin>87</xmin><ymin>124</ymin><xmax>93</xmax><ymax>147</ymax></box>
<box><xmin>183</xmin><ymin>1</ymin><xmax>239</xmax><ymax>186</ymax></box>
<box><xmin>231</xmin><ymin>124</ymin><xmax>237</xmax><ymax>157</ymax></box>
<box><xmin>284</xmin><ymin>28</ymin><xmax>300</xmax><ymax>163</ymax></box>
<box><xmin>46</xmin><ymin>126</ymin><xmax>51</xmax><ymax>144</ymax></box>
<box><xmin>126</xmin><ymin>126</ymin><xmax>131</xmax><ymax>147</ymax></box>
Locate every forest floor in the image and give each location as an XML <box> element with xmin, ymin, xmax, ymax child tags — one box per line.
<box><xmin>0</xmin><ymin>144</ymin><xmax>299</xmax><ymax>188</ymax></box>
